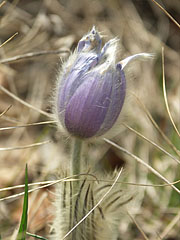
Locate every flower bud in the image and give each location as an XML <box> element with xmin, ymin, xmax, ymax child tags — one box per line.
<box><xmin>56</xmin><ymin>27</ymin><xmax>152</xmax><ymax>138</ymax></box>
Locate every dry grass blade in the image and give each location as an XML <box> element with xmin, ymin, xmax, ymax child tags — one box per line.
<box><xmin>0</xmin><ymin>181</ymin><xmax>55</xmax><ymax>192</ymax></box>
<box><xmin>0</xmin><ymin>177</ymin><xmax>69</xmax><ymax>202</ymax></box>
<box><xmin>133</xmin><ymin>94</ymin><xmax>180</xmax><ymax>157</ymax></box>
<box><xmin>0</xmin><ymin>174</ymin><xmax>97</xmax><ymax>198</ymax></box>
<box><xmin>1</xmin><ymin>178</ymin><xmax>180</xmax><ymax>193</ymax></box>
<box><xmin>162</xmin><ymin>47</ymin><xmax>180</xmax><ymax>138</ymax></box>
<box><xmin>61</xmin><ymin>168</ymin><xmax>123</xmax><ymax>240</ymax></box>
<box><xmin>127</xmin><ymin>211</ymin><xmax>149</xmax><ymax>240</ymax></box>
<box><xmin>0</xmin><ymin>49</ymin><xmax>70</xmax><ymax>64</ymax></box>
<box><xmin>151</xmin><ymin>0</ymin><xmax>180</xmax><ymax>29</ymax></box>
<box><xmin>104</xmin><ymin>138</ymin><xmax>180</xmax><ymax>194</ymax></box>
<box><xmin>0</xmin><ymin>32</ymin><xmax>18</xmax><ymax>48</ymax></box>
<box><xmin>0</xmin><ymin>85</ymin><xmax>51</xmax><ymax>118</ymax></box>
<box><xmin>1</xmin><ymin>115</ymin><xmax>29</xmax><ymax>124</ymax></box>
<box><xmin>159</xmin><ymin>209</ymin><xmax>180</xmax><ymax>239</ymax></box>
<box><xmin>0</xmin><ymin>120</ymin><xmax>57</xmax><ymax>131</ymax></box>
<box><xmin>124</xmin><ymin>123</ymin><xmax>180</xmax><ymax>164</ymax></box>
<box><xmin>0</xmin><ymin>105</ymin><xmax>12</xmax><ymax>117</ymax></box>
<box><xmin>0</xmin><ymin>140</ymin><xmax>50</xmax><ymax>151</ymax></box>
<box><xmin>0</xmin><ymin>1</ymin><xmax>6</xmax><ymax>9</ymax></box>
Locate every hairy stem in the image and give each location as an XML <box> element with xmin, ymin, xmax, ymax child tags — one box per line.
<box><xmin>71</xmin><ymin>138</ymin><xmax>83</xmax><ymax>193</ymax></box>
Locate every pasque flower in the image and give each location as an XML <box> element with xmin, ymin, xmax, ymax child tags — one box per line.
<box><xmin>56</xmin><ymin>26</ymin><xmax>152</xmax><ymax>138</ymax></box>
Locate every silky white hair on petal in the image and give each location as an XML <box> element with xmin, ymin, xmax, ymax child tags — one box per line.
<box><xmin>120</xmin><ymin>53</ymin><xmax>155</xmax><ymax>70</ymax></box>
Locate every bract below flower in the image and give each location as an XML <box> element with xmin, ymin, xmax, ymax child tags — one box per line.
<box><xmin>56</xmin><ymin>26</ymin><xmax>152</xmax><ymax>138</ymax></box>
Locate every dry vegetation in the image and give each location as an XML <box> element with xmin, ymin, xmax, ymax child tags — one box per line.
<box><xmin>0</xmin><ymin>0</ymin><xmax>179</xmax><ymax>239</ymax></box>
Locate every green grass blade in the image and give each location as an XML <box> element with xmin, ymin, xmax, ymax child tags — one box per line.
<box><xmin>16</xmin><ymin>164</ymin><xmax>28</xmax><ymax>240</ymax></box>
<box><xmin>26</xmin><ymin>232</ymin><xmax>48</xmax><ymax>240</ymax></box>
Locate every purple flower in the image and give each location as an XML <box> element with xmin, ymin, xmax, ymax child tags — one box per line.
<box><xmin>56</xmin><ymin>27</ymin><xmax>152</xmax><ymax>138</ymax></box>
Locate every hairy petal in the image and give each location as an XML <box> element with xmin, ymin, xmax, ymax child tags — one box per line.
<box><xmin>77</xmin><ymin>26</ymin><xmax>102</xmax><ymax>53</ymax></box>
<box><xmin>120</xmin><ymin>53</ymin><xmax>154</xmax><ymax>69</ymax></box>
<box><xmin>58</xmin><ymin>52</ymin><xmax>98</xmax><ymax>116</ymax></box>
<box><xmin>97</xmin><ymin>64</ymin><xmax>126</xmax><ymax>136</ymax></box>
<box><xmin>64</xmin><ymin>71</ymin><xmax>113</xmax><ymax>138</ymax></box>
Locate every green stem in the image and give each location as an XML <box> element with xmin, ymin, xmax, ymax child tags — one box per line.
<box><xmin>70</xmin><ymin>138</ymin><xmax>83</xmax><ymax>239</ymax></box>
<box><xmin>71</xmin><ymin>138</ymin><xmax>83</xmax><ymax>193</ymax></box>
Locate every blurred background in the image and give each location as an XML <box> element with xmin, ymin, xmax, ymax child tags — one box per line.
<box><xmin>0</xmin><ymin>0</ymin><xmax>179</xmax><ymax>239</ymax></box>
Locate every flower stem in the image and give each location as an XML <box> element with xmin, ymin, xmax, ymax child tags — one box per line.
<box><xmin>71</xmin><ymin>138</ymin><xmax>83</xmax><ymax>193</ymax></box>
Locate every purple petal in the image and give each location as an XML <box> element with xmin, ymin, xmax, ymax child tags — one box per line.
<box><xmin>58</xmin><ymin>52</ymin><xmax>98</xmax><ymax>115</ymax></box>
<box><xmin>64</xmin><ymin>71</ymin><xmax>113</xmax><ymax>138</ymax></box>
<box><xmin>97</xmin><ymin>64</ymin><xmax>126</xmax><ymax>136</ymax></box>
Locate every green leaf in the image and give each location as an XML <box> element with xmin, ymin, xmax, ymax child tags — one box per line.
<box><xmin>16</xmin><ymin>164</ymin><xmax>28</xmax><ymax>240</ymax></box>
<box><xmin>26</xmin><ymin>232</ymin><xmax>48</xmax><ymax>240</ymax></box>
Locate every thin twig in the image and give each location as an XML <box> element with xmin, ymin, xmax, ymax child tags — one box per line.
<box><xmin>151</xmin><ymin>0</ymin><xmax>180</xmax><ymax>29</ymax></box>
<box><xmin>162</xmin><ymin>47</ymin><xmax>180</xmax><ymax>137</ymax></box>
<box><xmin>0</xmin><ymin>49</ymin><xmax>70</xmax><ymax>64</ymax></box>
<box><xmin>104</xmin><ymin>138</ymin><xmax>180</xmax><ymax>195</ymax></box>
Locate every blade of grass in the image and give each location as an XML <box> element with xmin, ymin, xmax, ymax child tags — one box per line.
<box><xmin>0</xmin><ymin>140</ymin><xmax>51</xmax><ymax>151</ymax></box>
<box><xmin>0</xmin><ymin>85</ymin><xmax>51</xmax><ymax>118</ymax></box>
<box><xmin>26</xmin><ymin>232</ymin><xmax>48</xmax><ymax>240</ymax></box>
<box><xmin>127</xmin><ymin>211</ymin><xmax>149</xmax><ymax>240</ymax></box>
<box><xmin>162</xmin><ymin>47</ymin><xmax>180</xmax><ymax>138</ymax></box>
<box><xmin>124</xmin><ymin>123</ymin><xmax>180</xmax><ymax>164</ymax></box>
<box><xmin>0</xmin><ymin>49</ymin><xmax>70</xmax><ymax>64</ymax></box>
<box><xmin>159</xmin><ymin>209</ymin><xmax>180</xmax><ymax>239</ymax></box>
<box><xmin>1</xmin><ymin>115</ymin><xmax>25</xmax><ymax>124</ymax></box>
<box><xmin>151</xmin><ymin>0</ymin><xmax>180</xmax><ymax>29</ymax></box>
<box><xmin>16</xmin><ymin>164</ymin><xmax>28</xmax><ymax>240</ymax></box>
<box><xmin>0</xmin><ymin>32</ymin><xmax>18</xmax><ymax>48</ymax></box>
<box><xmin>0</xmin><ymin>1</ymin><xmax>6</xmax><ymax>8</ymax></box>
<box><xmin>104</xmin><ymin>138</ymin><xmax>180</xmax><ymax>195</ymax></box>
<box><xmin>0</xmin><ymin>105</ymin><xmax>12</xmax><ymax>118</ymax></box>
<box><xmin>0</xmin><ymin>120</ymin><xmax>56</xmax><ymax>131</ymax></box>
<box><xmin>1</xmin><ymin>177</ymin><xmax>180</xmax><ymax>200</ymax></box>
<box><xmin>132</xmin><ymin>93</ymin><xmax>180</xmax><ymax>157</ymax></box>
<box><xmin>0</xmin><ymin>173</ymin><xmax>97</xmax><ymax>202</ymax></box>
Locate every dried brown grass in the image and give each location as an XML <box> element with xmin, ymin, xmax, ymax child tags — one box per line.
<box><xmin>0</xmin><ymin>0</ymin><xmax>179</xmax><ymax>239</ymax></box>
